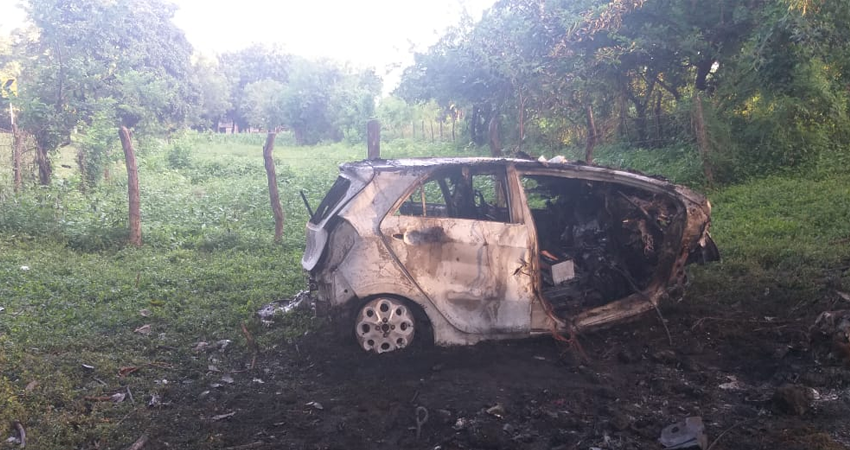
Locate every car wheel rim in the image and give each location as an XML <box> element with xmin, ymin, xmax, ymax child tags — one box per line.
<box><xmin>355</xmin><ymin>298</ymin><xmax>415</xmax><ymax>354</ymax></box>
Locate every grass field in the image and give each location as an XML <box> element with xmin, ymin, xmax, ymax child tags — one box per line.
<box><xmin>1</xmin><ymin>133</ymin><xmax>849</xmax><ymax>447</ymax></box>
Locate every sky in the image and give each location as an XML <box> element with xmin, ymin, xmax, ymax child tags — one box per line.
<box><xmin>0</xmin><ymin>0</ymin><xmax>496</xmax><ymax>92</ymax></box>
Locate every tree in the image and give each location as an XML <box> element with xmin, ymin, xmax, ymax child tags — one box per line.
<box><xmin>190</xmin><ymin>56</ymin><xmax>232</xmax><ymax>131</ymax></box>
<box><xmin>220</xmin><ymin>44</ymin><xmax>290</xmax><ymax>132</ymax></box>
<box><xmin>240</xmin><ymin>79</ymin><xmax>286</xmax><ymax>131</ymax></box>
<box><xmin>18</xmin><ymin>0</ymin><xmax>195</xmax><ymax>244</ymax></box>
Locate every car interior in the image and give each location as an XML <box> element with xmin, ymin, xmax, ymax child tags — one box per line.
<box><xmin>520</xmin><ymin>174</ymin><xmax>683</xmax><ymax>318</ymax></box>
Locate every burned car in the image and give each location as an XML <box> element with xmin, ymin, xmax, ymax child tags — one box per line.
<box><xmin>302</xmin><ymin>157</ymin><xmax>719</xmax><ymax>353</ymax></box>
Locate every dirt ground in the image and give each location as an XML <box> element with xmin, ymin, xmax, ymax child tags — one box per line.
<box><xmin>146</xmin><ymin>296</ymin><xmax>850</xmax><ymax>450</ymax></box>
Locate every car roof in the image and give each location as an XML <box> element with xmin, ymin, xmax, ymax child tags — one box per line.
<box><xmin>340</xmin><ymin>157</ymin><xmax>669</xmax><ymax>183</ymax></box>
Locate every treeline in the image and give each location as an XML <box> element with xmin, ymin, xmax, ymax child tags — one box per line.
<box><xmin>0</xmin><ymin>0</ymin><xmax>382</xmax><ymax>189</ymax></box>
<box><xmin>397</xmin><ymin>0</ymin><xmax>850</xmax><ymax>183</ymax></box>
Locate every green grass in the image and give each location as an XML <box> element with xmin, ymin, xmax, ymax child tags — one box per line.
<box><xmin>0</xmin><ymin>132</ymin><xmax>848</xmax><ymax>447</ymax></box>
<box><xmin>0</xmin><ymin>133</ymin><xmax>471</xmax><ymax>448</ymax></box>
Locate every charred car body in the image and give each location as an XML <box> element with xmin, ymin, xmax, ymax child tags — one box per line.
<box><xmin>302</xmin><ymin>158</ymin><xmax>719</xmax><ymax>353</ymax></box>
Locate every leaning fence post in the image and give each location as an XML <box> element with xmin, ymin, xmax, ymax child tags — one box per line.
<box><xmin>367</xmin><ymin>119</ymin><xmax>381</xmax><ymax>160</ymax></box>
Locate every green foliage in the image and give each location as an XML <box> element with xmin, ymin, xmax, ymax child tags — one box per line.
<box><xmin>240</xmin><ymin>79</ymin><xmax>286</xmax><ymax>131</ymax></box>
<box><xmin>398</xmin><ymin>0</ymin><xmax>850</xmax><ymax>183</ymax></box>
<box><xmin>16</xmin><ymin>0</ymin><xmax>195</xmax><ymax>183</ymax></box>
<box><xmin>189</xmin><ymin>56</ymin><xmax>232</xmax><ymax>130</ymax></box>
<box><xmin>76</xmin><ymin>108</ymin><xmax>120</xmax><ymax>187</ymax></box>
<box><xmin>166</xmin><ymin>134</ymin><xmax>194</xmax><ymax>170</ymax></box>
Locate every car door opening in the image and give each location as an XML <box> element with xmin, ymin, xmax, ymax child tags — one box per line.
<box><xmin>521</xmin><ymin>174</ymin><xmax>685</xmax><ymax>320</ymax></box>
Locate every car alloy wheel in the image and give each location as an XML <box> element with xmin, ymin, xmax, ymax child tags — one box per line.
<box><xmin>355</xmin><ymin>297</ymin><xmax>415</xmax><ymax>353</ymax></box>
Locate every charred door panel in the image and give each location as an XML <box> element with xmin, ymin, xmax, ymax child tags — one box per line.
<box><xmin>381</xmin><ymin>215</ymin><xmax>533</xmax><ymax>334</ymax></box>
<box><xmin>380</xmin><ymin>165</ymin><xmax>534</xmax><ymax>335</ymax></box>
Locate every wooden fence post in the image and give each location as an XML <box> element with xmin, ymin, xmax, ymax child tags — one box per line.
<box><xmin>263</xmin><ymin>132</ymin><xmax>285</xmax><ymax>243</ymax></box>
<box><xmin>367</xmin><ymin>119</ymin><xmax>381</xmax><ymax>160</ymax></box>
<box><xmin>118</xmin><ymin>126</ymin><xmax>142</xmax><ymax>247</ymax></box>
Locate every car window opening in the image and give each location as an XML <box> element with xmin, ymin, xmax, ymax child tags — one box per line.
<box><xmin>398</xmin><ymin>167</ymin><xmax>512</xmax><ymax>223</ymax></box>
<box><xmin>311</xmin><ymin>176</ymin><xmax>351</xmax><ymax>225</ymax></box>
<box><xmin>521</xmin><ymin>175</ymin><xmax>682</xmax><ymax>319</ymax></box>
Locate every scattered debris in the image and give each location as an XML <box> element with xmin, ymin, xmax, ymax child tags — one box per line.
<box><xmin>415</xmin><ymin>406</ymin><xmax>429</xmax><ymax>439</ymax></box>
<box><xmin>773</xmin><ymin>384</ymin><xmax>815</xmax><ymax>416</ymax></box>
<box><xmin>221</xmin><ymin>374</ymin><xmax>235</xmax><ymax>384</ymax></box>
<box><xmin>659</xmin><ymin>416</ymin><xmax>707</xmax><ymax>449</ymax></box>
<box><xmin>19</xmin><ymin>266</ymin><xmax>29</xmax><ymax>271</ymax></box>
<box><xmin>24</xmin><ymin>381</ymin><xmax>37</xmax><ymax>392</ymax></box>
<box><xmin>139</xmin><ymin>309</ymin><xmax>152</xmax><ymax>317</ymax></box>
<box><xmin>193</xmin><ymin>341</ymin><xmax>210</xmax><ymax>352</ymax></box>
<box><xmin>306</xmin><ymin>401</ymin><xmax>323</xmax><ymax>410</ymax></box>
<box><xmin>134</xmin><ymin>324</ymin><xmax>152</xmax><ymax>335</ymax></box>
<box><xmin>216</xmin><ymin>339</ymin><xmax>232</xmax><ymax>352</ymax></box>
<box><xmin>812</xmin><ymin>310</ymin><xmax>850</xmax><ymax>362</ymax></box>
<box><xmin>257</xmin><ymin>290</ymin><xmax>313</xmax><ymax>325</ymax></box>
<box><xmin>148</xmin><ymin>394</ymin><xmax>162</xmax><ymax>408</ymax></box>
<box><xmin>13</xmin><ymin>421</ymin><xmax>26</xmax><ymax>448</ymax></box>
<box><xmin>81</xmin><ymin>364</ymin><xmax>95</xmax><ymax>370</ymax></box>
<box><xmin>241</xmin><ymin>322</ymin><xmax>257</xmax><ymax>349</ymax></box>
<box><xmin>222</xmin><ymin>442</ymin><xmax>265</xmax><ymax>450</ymax></box>
<box><xmin>110</xmin><ymin>392</ymin><xmax>126</xmax><ymax>403</ymax></box>
<box><xmin>126</xmin><ymin>433</ymin><xmax>149</xmax><ymax>450</ymax></box>
<box><xmin>485</xmin><ymin>403</ymin><xmax>505</xmax><ymax>419</ymax></box>
<box><xmin>252</xmin><ymin>378</ymin><xmax>264</xmax><ymax>384</ymax></box>
<box><xmin>211</xmin><ymin>411</ymin><xmax>236</xmax><ymax>421</ymax></box>
<box><xmin>836</xmin><ymin>291</ymin><xmax>850</xmax><ymax>303</ymax></box>
<box><xmin>0</xmin><ymin>306</ymin><xmax>5</xmax><ymax>313</ymax></box>
<box><xmin>719</xmin><ymin>376</ymin><xmax>746</xmax><ymax>391</ymax></box>
<box><xmin>199</xmin><ymin>390</ymin><xmax>210</xmax><ymax>399</ymax></box>
<box><xmin>453</xmin><ymin>417</ymin><xmax>469</xmax><ymax>431</ymax></box>
<box><xmin>119</xmin><ymin>366</ymin><xmax>140</xmax><ymax>377</ymax></box>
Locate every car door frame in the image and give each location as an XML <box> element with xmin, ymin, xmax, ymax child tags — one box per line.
<box><xmin>378</xmin><ymin>162</ymin><xmax>538</xmax><ymax>335</ymax></box>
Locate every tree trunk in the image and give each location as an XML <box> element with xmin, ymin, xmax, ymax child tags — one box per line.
<box><xmin>430</xmin><ymin>121</ymin><xmax>434</xmax><ymax>142</ymax></box>
<box><xmin>104</xmin><ymin>148</ymin><xmax>111</xmax><ymax>182</ymax></box>
<box><xmin>470</xmin><ymin>106</ymin><xmax>480</xmax><ymax>145</ymax></box>
<box><xmin>11</xmin><ymin>123</ymin><xmax>22</xmax><ymax>193</ymax></box>
<box><xmin>421</xmin><ymin>120</ymin><xmax>425</xmax><ymax>139</ymax></box>
<box><xmin>692</xmin><ymin>93</ymin><xmax>715</xmax><ymax>186</ymax></box>
<box><xmin>451</xmin><ymin>116</ymin><xmax>455</xmax><ymax>142</ymax></box>
<box><xmin>488</xmin><ymin>115</ymin><xmax>501</xmax><ymax>157</ymax></box>
<box><xmin>654</xmin><ymin>92</ymin><xmax>664</xmax><ymax>146</ymax></box>
<box><xmin>439</xmin><ymin>121</ymin><xmax>443</xmax><ymax>140</ymax></box>
<box><xmin>293</xmin><ymin>127</ymin><xmax>305</xmax><ymax>145</ymax></box>
<box><xmin>411</xmin><ymin>121</ymin><xmax>415</xmax><ymax>139</ymax></box>
<box><xmin>584</xmin><ymin>104</ymin><xmax>597</xmax><ymax>163</ymax></box>
<box><xmin>635</xmin><ymin>104</ymin><xmax>648</xmax><ymax>144</ymax></box>
<box><xmin>488</xmin><ymin>115</ymin><xmax>506</xmax><ymax>206</ymax></box>
<box><xmin>694</xmin><ymin>59</ymin><xmax>713</xmax><ymax>92</ymax></box>
<box><xmin>76</xmin><ymin>148</ymin><xmax>87</xmax><ymax>193</ymax></box>
<box><xmin>263</xmin><ymin>132</ymin><xmax>285</xmax><ymax>243</ymax></box>
<box><xmin>118</xmin><ymin>126</ymin><xmax>142</xmax><ymax>247</ymax></box>
<box><xmin>35</xmin><ymin>143</ymin><xmax>51</xmax><ymax>185</ymax></box>
<box><xmin>518</xmin><ymin>93</ymin><xmax>525</xmax><ymax>152</ymax></box>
